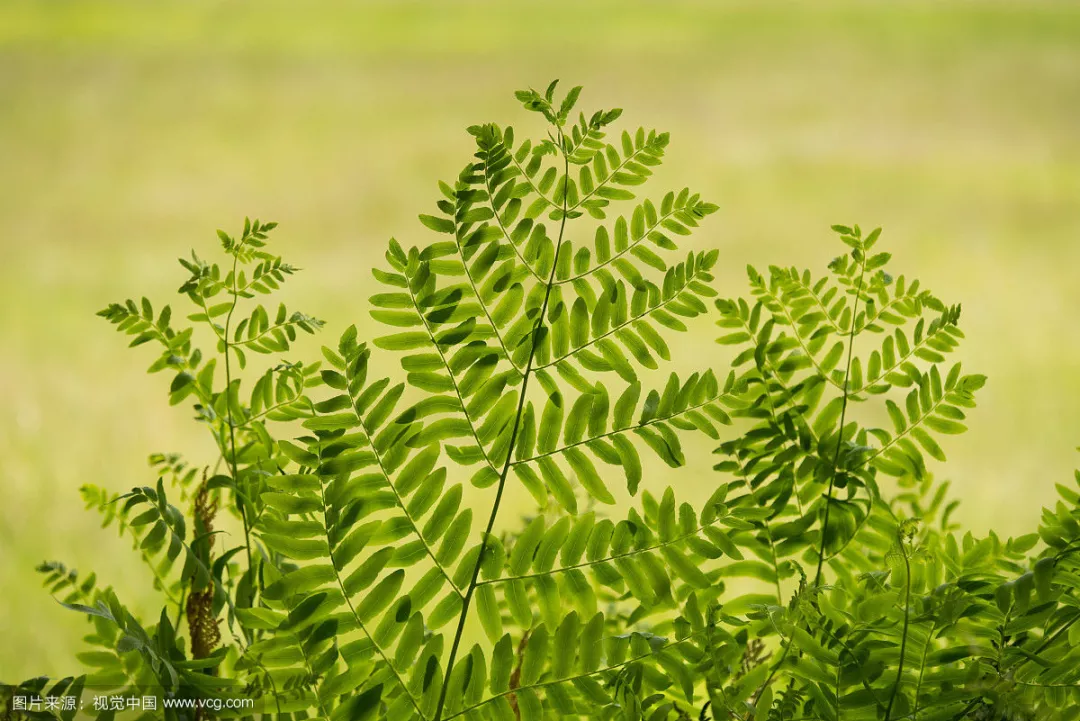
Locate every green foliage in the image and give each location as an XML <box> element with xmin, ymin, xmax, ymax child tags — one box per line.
<box><xmin>15</xmin><ymin>83</ymin><xmax>1080</xmax><ymax>721</ymax></box>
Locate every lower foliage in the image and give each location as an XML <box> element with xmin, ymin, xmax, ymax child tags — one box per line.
<box><xmin>7</xmin><ymin>83</ymin><xmax>1080</xmax><ymax>721</ymax></box>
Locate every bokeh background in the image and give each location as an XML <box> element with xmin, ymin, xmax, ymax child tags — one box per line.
<box><xmin>2</xmin><ymin>0</ymin><xmax>1078</xmax><ymax>680</ymax></box>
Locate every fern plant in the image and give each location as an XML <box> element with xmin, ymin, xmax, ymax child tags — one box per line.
<box><xmin>700</xmin><ymin>226</ymin><xmax>1080</xmax><ymax>721</ymax></box>
<box><xmin>9</xmin><ymin>83</ymin><xmax>1080</xmax><ymax>721</ymax></box>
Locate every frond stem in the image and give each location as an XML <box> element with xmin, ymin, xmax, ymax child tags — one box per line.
<box><xmin>222</xmin><ymin>245</ymin><xmax>257</xmax><ymax>595</ymax></box>
<box><xmin>403</xmin><ymin>272</ymin><xmax>501</xmax><ymax>477</ymax></box>
<box><xmin>334</xmin><ymin>350</ymin><xmax>465</xmax><ymax>598</ymax></box>
<box><xmin>570</xmin><ymin>139</ymin><xmax>659</xmax><ymax>212</ymax></box>
<box><xmin>883</xmin><ymin>532</ymin><xmax>913</xmax><ymax>721</ymax></box>
<box><xmin>813</xmin><ymin>257</ymin><xmax>867</xmax><ymax>587</ymax></box>
<box><xmin>476</xmin><ymin>507</ymin><xmax>729</xmax><ymax>588</ymax></box>
<box><xmin>312</xmin><ymin>447</ymin><xmax>427</xmax><ymax>717</ymax></box>
<box><xmin>433</xmin><ymin>124</ymin><xmax>572</xmax><ymax>721</ymax></box>
<box><xmin>509</xmin><ymin>391</ymin><xmax>732</xmax><ymax>468</ymax></box>
<box><xmin>753</xmin><ymin>250</ymin><xmax>867</xmax><ymax>705</ymax></box>
<box><xmin>552</xmin><ymin>203</ymin><xmax>685</xmax><ymax>286</ymax></box>
<box><xmin>910</xmin><ymin>616</ymin><xmax>939</xmax><ymax>720</ymax></box>
<box><xmin>534</xmin><ymin>265</ymin><xmax>709</xmax><ymax>371</ymax></box>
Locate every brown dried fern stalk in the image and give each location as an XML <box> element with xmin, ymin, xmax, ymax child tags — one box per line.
<box><xmin>185</xmin><ymin>480</ymin><xmax>220</xmax><ymax>663</ymax></box>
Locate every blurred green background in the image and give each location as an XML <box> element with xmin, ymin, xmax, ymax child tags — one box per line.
<box><xmin>2</xmin><ymin>0</ymin><xmax>1078</xmax><ymax>680</ymax></box>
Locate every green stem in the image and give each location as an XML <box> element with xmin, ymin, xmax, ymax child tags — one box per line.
<box><xmin>814</xmin><ymin>256</ymin><xmax>867</xmax><ymax>587</ymax></box>
<box><xmin>910</xmin><ymin>616</ymin><xmax>938</xmax><ymax>721</ymax></box>
<box><xmin>173</xmin><ymin>585</ymin><xmax>187</xmax><ymax>631</ymax></box>
<box><xmin>883</xmin><ymin>532</ymin><xmax>913</xmax><ymax>721</ymax></box>
<box><xmin>475</xmin><ymin>509</ymin><xmax>725</xmax><ymax>588</ymax></box>
<box><xmin>222</xmin><ymin>248</ymin><xmax>257</xmax><ymax>590</ymax></box>
<box><xmin>510</xmin><ymin>392</ymin><xmax>725</xmax><ymax>467</ymax></box>
<box><xmin>312</xmin><ymin>445</ymin><xmax>426</xmax><ymax>717</ymax></box>
<box><xmin>534</xmin><ymin>266</ymin><xmax>707</xmax><ymax>370</ymax></box>
<box><xmin>432</xmin><ymin>126</ymin><xmax>570</xmax><ymax>721</ymax></box>
<box><xmin>752</xmin><ymin>246</ymin><xmax>868</xmax><ymax>706</ymax></box>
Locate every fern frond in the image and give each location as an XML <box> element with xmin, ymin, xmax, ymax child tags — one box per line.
<box><xmin>36</xmin><ymin>561</ymin><xmax>100</xmax><ymax>607</ymax></box>
<box><xmin>79</xmin><ymin>483</ymin><xmax>184</xmax><ymax>606</ymax></box>
<box><xmin>438</xmin><ymin>610</ymin><xmax>712</xmax><ymax>719</ymax></box>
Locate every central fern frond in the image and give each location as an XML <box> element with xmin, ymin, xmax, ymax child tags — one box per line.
<box><xmin>229</xmin><ymin>83</ymin><xmax>736</xmax><ymax>720</ymax></box>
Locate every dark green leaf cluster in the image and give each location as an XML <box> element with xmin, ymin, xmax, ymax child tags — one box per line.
<box><xmin>17</xmin><ymin>83</ymin><xmax>1080</xmax><ymax>721</ymax></box>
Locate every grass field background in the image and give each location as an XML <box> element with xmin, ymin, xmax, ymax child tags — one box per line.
<box><xmin>1</xmin><ymin>0</ymin><xmax>1078</xmax><ymax>680</ymax></box>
